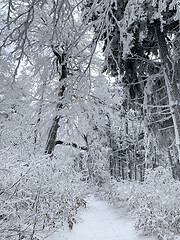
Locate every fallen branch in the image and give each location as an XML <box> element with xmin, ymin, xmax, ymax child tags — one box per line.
<box><xmin>55</xmin><ymin>140</ymin><xmax>88</xmax><ymax>151</ymax></box>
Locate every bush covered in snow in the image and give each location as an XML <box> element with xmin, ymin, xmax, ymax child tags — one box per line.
<box><xmin>100</xmin><ymin>167</ymin><xmax>180</xmax><ymax>240</ymax></box>
<box><xmin>0</xmin><ymin>151</ymin><xmax>87</xmax><ymax>240</ymax></box>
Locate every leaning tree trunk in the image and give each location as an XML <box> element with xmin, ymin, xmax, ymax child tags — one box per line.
<box><xmin>154</xmin><ymin>21</ymin><xmax>180</xmax><ymax>165</ymax></box>
<box><xmin>45</xmin><ymin>49</ymin><xmax>67</xmax><ymax>155</ymax></box>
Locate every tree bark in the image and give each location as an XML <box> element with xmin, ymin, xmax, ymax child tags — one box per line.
<box><xmin>154</xmin><ymin>21</ymin><xmax>180</xmax><ymax>164</ymax></box>
<box><xmin>45</xmin><ymin>116</ymin><xmax>60</xmax><ymax>154</ymax></box>
<box><xmin>45</xmin><ymin>49</ymin><xmax>67</xmax><ymax>155</ymax></box>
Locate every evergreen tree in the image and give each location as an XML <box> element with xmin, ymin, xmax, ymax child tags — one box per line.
<box><xmin>83</xmin><ymin>0</ymin><xmax>180</xmax><ymax>179</ymax></box>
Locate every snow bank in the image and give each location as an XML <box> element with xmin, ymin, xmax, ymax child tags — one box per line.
<box><xmin>46</xmin><ymin>196</ymin><xmax>156</xmax><ymax>240</ymax></box>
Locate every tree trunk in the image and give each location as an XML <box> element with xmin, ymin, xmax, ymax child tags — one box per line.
<box><xmin>154</xmin><ymin>21</ymin><xmax>180</xmax><ymax>164</ymax></box>
<box><xmin>168</xmin><ymin>148</ymin><xmax>175</xmax><ymax>178</ymax></box>
<box><xmin>45</xmin><ymin>50</ymin><xmax>67</xmax><ymax>155</ymax></box>
<box><xmin>45</xmin><ymin>116</ymin><xmax>60</xmax><ymax>154</ymax></box>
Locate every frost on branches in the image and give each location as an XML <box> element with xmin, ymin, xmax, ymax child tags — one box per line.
<box><xmin>101</xmin><ymin>167</ymin><xmax>180</xmax><ymax>240</ymax></box>
<box><xmin>0</xmin><ymin>153</ymin><xmax>87</xmax><ymax>240</ymax></box>
<box><xmin>0</xmin><ymin>0</ymin><xmax>180</xmax><ymax>240</ymax></box>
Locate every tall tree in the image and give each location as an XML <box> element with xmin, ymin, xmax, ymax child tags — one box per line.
<box><xmin>83</xmin><ymin>0</ymin><xmax>180</xmax><ymax>178</ymax></box>
<box><xmin>0</xmin><ymin>0</ymin><xmax>101</xmax><ymax>155</ymax></box>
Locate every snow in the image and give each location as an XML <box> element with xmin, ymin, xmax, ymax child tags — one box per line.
<box><xmin>46</xmin><ymin>195</ymin><xmax>157</xmax><ymax>240</ymax></box>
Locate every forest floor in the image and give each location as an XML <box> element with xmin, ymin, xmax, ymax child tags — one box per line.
<box><xmin>46</xmin><ymin>195</ymin><xmax>158</xmax><ymax>240</ymax></box>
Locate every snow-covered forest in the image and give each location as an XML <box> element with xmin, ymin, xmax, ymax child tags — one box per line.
<box><xmin>0</xmin><ymin>0</ymin><xmax>180</xmax><ymax>239</ymax></box>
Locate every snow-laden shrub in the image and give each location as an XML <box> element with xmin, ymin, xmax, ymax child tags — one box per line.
<box><xmin>136</xmin><ymin>167</ymin><xmax>180</xmax><ymax>240</ymax></box>
<box><xmin>0</xmin><ymin>151</ymin><xmax>87</xmax><ymax>240</ymax></box>
<box><xmin>100</xmin><ymin>167</ymin><xmax>180</xmax><ymax>240</ymax></box>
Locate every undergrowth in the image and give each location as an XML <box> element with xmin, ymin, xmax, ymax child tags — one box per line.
<box><xmin>0</xmin><ymin>152</ymin><xmax>87</xmax><ymax>240</ymax></box>
<box><xmin>98</xmin><ymin>167</ymin><xmax>180</xmax><ymax>240</ymax></box>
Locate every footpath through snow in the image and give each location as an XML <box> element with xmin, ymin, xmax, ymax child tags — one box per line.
<box><xmin>46</xmin><ymin>195</ymin><xmax>157</xmax><ymax>240</ymax></box>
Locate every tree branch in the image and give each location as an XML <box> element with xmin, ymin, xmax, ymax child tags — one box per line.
<box><xmin>55</xmin><ymin>140</ymin><xmax>88</xmax><ymax>151</ymax></box>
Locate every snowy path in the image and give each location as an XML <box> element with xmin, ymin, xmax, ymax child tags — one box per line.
<box><xmin>47</xmin><ymin>196</ymin><xmax>156</xmax><ymax>240</ymax></box>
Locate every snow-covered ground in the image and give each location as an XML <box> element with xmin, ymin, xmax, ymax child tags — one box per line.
<box><xmin>46</xmin><ymin>195</ymin><xmax>157</xmax><ymax>240</ymax></box>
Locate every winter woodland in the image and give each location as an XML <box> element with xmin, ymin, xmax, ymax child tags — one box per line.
<box><xmin>0</xmin><ymin>0</ymin><xmax>180</xmax><ymax>239</ymax></box>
